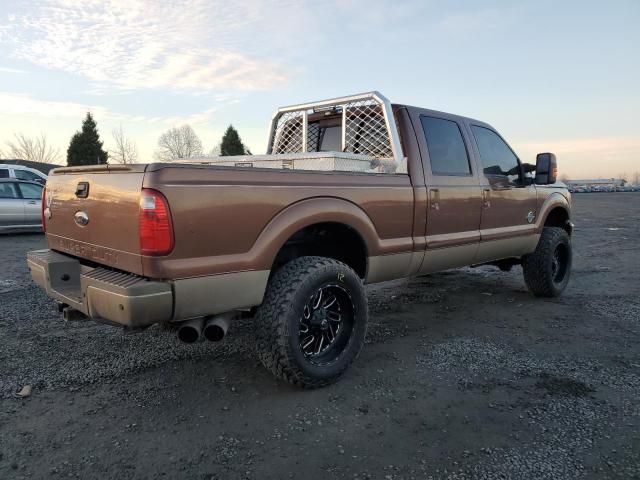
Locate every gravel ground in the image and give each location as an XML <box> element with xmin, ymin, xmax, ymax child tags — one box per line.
<box><xmin>1</xmin><ymin>193</ymin><xmax>639</xmax><ymax>479</ymax></box>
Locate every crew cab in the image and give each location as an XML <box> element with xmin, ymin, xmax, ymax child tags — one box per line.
<box><xmin>28</xmin><ymin>92</ymin><xmax>572</xmax><ymax>387</ymax></box>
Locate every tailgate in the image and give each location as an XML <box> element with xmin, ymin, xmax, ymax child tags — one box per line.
<box><xmin>45</xmin><ymin>164</ymin><xmax>148</xmax><ymax>275</ymax></box>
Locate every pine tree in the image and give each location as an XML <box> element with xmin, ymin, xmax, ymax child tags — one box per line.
<box><xmin>67</xmin><ymin>112</ymin><xmax>109</xmax><ymax>166</ymax></box>
<box><xmin>219</xmin><ymin>125</ymin><xmax>249</xmax><ymax>156</ymax></box>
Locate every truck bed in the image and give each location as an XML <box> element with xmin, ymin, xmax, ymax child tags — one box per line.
<box><xmin>44</xmin><ymin>162</ymin><xmax>415</xmax><ymax>279</ymax></box>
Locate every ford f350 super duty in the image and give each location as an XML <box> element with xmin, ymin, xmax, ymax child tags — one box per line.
<box><xmin>28</xmin><ymin>92</ymin><xmax>572</xmax><ymax>387</ymax></box>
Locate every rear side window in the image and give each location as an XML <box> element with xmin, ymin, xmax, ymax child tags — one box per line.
<box><xmin>0</xmin><ymin>168</ymin><xmax>9</xmax><ymax>178</ymax></box>
<box><xmin>18</xmin><ymin>182</ymin><xmax>43</xmax><ymax>199</ymax></box>
<box><xmin>471</xmin><ymin>126</ymin><xmax>520</xmax><ymax>183</ymax></box>
<box><xmin>420</xmin><ymin>116</ymin><xmax>471</xmax><ymax>175</ymax></box>
<box><xmin>15</xmin><ymin>169</ymin><xmax>42</xmax><ymax>182</ymax></box>
<box><xmin>0</xmin><ymin>182</ymin><xmax>19</xmax><ymax>199</ymax></box>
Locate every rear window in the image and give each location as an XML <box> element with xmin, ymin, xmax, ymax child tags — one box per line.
<box><xmin>319</xmin><ymin>126</ymin><xmax>341</xmax><ymax>152</ymax></box>
<box><xmin>420</xmin><ymin>116</ymin><xmax>471</xmax><ymax>175</ymax></box>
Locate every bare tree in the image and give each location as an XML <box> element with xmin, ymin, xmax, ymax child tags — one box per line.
<box><xmin>154</xmin><ymin>125</ymin><xmax>203</xmax><ymax>161</ymax></box>
<box><xmin>110</xmin><ymin>125</ymin><xmax>138</xmax><ymax>164</ymax></box>
<box><xmin>4</xmin><ymin>133</ymin><xmax>61</xmax><ymax>163</ymax></box>
<box><xmin>208</xmin><ymin>144</ymin><xmax>221</xmax><ymax>157</ymax></box>
<box><xmin>633</xmin><ymin>171</ymin><xmax>640</xmax><ymax>185</ymax></box>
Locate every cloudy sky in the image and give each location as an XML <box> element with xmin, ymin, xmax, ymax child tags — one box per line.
<box><xmin>0</xmin><ymin>0</ymin><xmax>638</xmax><ymax>178</ymax></box>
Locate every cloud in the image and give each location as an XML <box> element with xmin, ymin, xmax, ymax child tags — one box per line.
<box><xmin>2</xmin><ymin>0</ymin><xmax>288</xmax><ymax>93</ymax></box>
<box><xmin>0</xmin><ymin>91</ymin><xmax>218</xmax><ymax>126</ymax></box>
<box><xmin>0</xmin><ymin>66</ymin><xmax>27</xmax><ymax>74</ymax></box>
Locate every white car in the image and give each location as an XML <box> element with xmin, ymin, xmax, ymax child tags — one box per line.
<box><xmin>0</xmin><ymin>164</ymin><xmax>48</xmax><ymax>184</ymax></box>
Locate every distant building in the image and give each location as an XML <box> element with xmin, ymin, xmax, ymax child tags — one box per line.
<box><xmin>566</xmin><ymin>178</ymin><xmax>626</xmax><ymax>187</ymax></box>
<box><xmin>0</xmin><ymin>159</ymin><xmax>60</xmax><ymax>175</ymax></box>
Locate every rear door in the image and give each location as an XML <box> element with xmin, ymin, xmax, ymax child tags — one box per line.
<box><xmin>0</xmin><ymin>181</ymin><xmax>24</xmax><ymax>227</ymax></box>
<box><xmin>467</xmin><ymin>124</ymin><xmax>538</xmax><ymax>262</ymax></box>
<box><xmin>17</xmin><ymin>182</ymin><xmax>43</xmax><ymax>225</ymax></box>
<box><xmin>411</xmin><ymin>112</ymin><xmax>482</xmax><ymax>273</ymax></box>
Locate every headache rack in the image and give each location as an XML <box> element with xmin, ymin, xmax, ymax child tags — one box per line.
<box><xmin>182</xmin><ymin>92</ymin><xmax>407</xmax><ymax>174</ymax></box>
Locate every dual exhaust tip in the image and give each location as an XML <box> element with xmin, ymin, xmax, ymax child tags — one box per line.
<box><xmin>59</xmin><ymin>303</ymin><xmax>231</xmax><ymax>344</ymax></box>
<box><xmin>177</xmin><ymin>314</ymin><xmax>231</xmax><ymax>344</ymax></box>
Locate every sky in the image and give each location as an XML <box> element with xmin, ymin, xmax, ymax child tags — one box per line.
<box><xmin>0</xmin><ymin>0</ymin><xmax>638</xmax><ymax>179</ymax></box>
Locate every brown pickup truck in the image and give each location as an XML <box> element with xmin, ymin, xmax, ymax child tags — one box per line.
<box><xmin>28</xmin><ymin>92</ymin><xmax>572</xmax><ymax>388</ymax></box>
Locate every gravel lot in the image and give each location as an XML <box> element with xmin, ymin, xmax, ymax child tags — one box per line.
<box><xmin>1</xmin><ymin>193</ymin><xmax>639</xmax><ymax>479</ymax></box>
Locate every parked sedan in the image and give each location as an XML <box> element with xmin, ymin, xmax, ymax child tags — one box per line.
<box><xmin>0</xmin><ymin>179</ymin><xmax>44</xmax><ymax>233</ymax></box>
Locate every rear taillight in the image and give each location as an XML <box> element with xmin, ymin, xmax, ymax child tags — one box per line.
<box><xmin>41</xmin><ymin>186</ymin><xmax>47</xmax><ymax>232</ymax></box>
<box><xmin>139</xmin><ymin>189</ymin><xmax>174</xmax><ymax>256</ymax></box>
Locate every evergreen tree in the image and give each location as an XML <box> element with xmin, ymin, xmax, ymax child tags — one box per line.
<box><xmin>67</xmin><ymin>112</ymin><xmax>109</xmax><ymax>166</ymax></box>
<box><xmin>219</xmin><ymin>125</ymin><xmax>249</xmax><ymax>156</ymax></box>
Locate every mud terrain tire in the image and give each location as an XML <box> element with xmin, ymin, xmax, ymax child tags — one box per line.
<box><xmin>523</xmin><ymin>227</ymin><xmax>572</xmax><ymax>297</ymax></box>
<box><xmin>254</xmin><ymin>256</ymin><xmax>368</xmax><ymax>388</ymax></box>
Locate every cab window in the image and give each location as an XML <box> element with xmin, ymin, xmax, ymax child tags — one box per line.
<box><xmin>471</xmin><ymin>126</ymin><xmax>521</xmax><ymax>185</ymax></box>
<box><xmin>0</xmin><ymin>168</ymin><xmax>9</xmax><ymax>178</ymax></box>
<box><xmin>420</xmin><ymin>116</ymin><xmax>471</xmax><ymax>176</ymax></box>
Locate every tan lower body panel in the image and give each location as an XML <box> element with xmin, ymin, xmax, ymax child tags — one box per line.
<box><xmin>28</xmin><ymin>249</ymin><xmax>268</xmax><ymax>327</ymax></box>
<box><xmin>419</xmin><ymin>243</ymin><xmax>479</xmax><ymax>275</ymax></box>
<box><xmin>27</xmin><ymin>249</ymin><xmax>173</xmax><ymax>328</ymax></box>
<box><xmin>474</xmin><ymin>234</ymin><xmax>540</xmax><ymax>264</ymax></box>
<box><xmin>172</xmin><ymin>270</ymin><xmax>270</xmax><ymax>320</ymax></box>
<box><xmin>365</xmin><ymin>252</ymin><xmax>422</xmax><ymax>284</ymax></box>
<box><xmin>418</xmin><ymin>235</ymin><xmax>540</xmax><ymax>275</ymax></box>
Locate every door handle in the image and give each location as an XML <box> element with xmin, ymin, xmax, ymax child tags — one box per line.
<box><xmin>430</xmin><ymin>189</ymin><xmax>440</xmax><ymax>210</ymax></box>
<box><xmin>27</xmin><ymin>201</ymin><xmax>37</xmax><ymax>205</ymax></box>
<box><xmin>482</xmin><ymin>188</ymin><xmax>491</xmax><ymax>208</ymax></box>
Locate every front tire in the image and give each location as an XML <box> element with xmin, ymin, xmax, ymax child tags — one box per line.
<box><xmin>254</xmin><ymin>256</ymin><xmax>368</xmax><ymax>388</ymax></box>
<box><xmin>522</xmin><ymin>227</ymin><xmax>572</xmax><ymax>297</ymax></box>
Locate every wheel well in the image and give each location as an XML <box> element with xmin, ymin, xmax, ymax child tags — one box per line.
<box><xmin>544</xmin><ymin>207</ymin><xmax>571</xmax><ymax>235</ymax></box>
<box><xmin>272</xmin><ymin>222</ymin><xmax>367</xmax><ymax>278</ymax></box>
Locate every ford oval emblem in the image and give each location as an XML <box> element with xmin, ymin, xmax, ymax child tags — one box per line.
<box><xmin>74</xmin><ymin>211</ymin><xmax>90</xmax><ymax>227</ymax></box>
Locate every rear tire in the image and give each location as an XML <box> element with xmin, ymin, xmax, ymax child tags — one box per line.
<box><xmin>523</xmin><ymin>227</ymin><xmax>572</xmax><ymax>297</ymax></box>
<box><xmin>254</xmin><ymin>256</ymin><xmax>367</xmax><ymax>388</ymax></box>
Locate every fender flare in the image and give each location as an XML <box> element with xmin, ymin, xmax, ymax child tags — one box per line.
<box><xmin>535</xmin><ymin>192</ymin><xmax>571</xmax><ymax>234</ymax></box>
<box><xmin>249</xmin><ymin>197</ymin><xmax>381</xmax><ymax>271</ymax></box>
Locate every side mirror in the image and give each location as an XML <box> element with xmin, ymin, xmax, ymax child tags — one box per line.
<box><xmin>535</xmin><ymin>152</ymin><xmax>557</xmax><ymax>185</ymax></box>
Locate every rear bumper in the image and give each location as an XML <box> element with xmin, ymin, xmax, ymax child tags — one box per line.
<box><xmin>27</xmin><ymin>249</ymin><xmax>173</xmax><ymax>328</ymax></box>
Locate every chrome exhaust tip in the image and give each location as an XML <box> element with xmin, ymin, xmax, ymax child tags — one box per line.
<box><xmin>176</xmin><ymin>318</ymin><xmax>204</xmax><ymax>344</ymax></box>
<box><xmin>203</xmin><ymin>314</ymin><xmax>232</xmax><ymax>342</ymax></box>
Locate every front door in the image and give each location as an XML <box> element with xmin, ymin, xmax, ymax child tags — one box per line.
<box><xmin>414</xmin><ymin>114</ymin><xmax>482</xmax><ymax>273</ymax></box>
<box><xmin>469</xmin><ymin>125</ymin><xmax>538</xmax><ymax>262</ymax></box>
